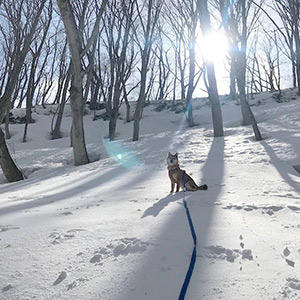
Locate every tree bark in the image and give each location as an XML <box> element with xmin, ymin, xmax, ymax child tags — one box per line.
<box><xmin>198</xmin><ymin>0</ymin><xmax>224</xmax><ymax>137</ymax></box>
<box><xmin>4</xmin><ymin>109</ymin><xmax>11</xmax><ymax>140</ymax></box>
<box><xmin>294</xmin><ymin>28</ymin><xmax>300</xmax><ymax>95</ymax></box>
<box><xmin>56</xmin><ymin>0</ymin><xmax>89</xmax><ymax>165</ymax></box>
<box><xmin>52</xmin><ymin>68</ymin><xmax>71</xmax><ymax>139</ymax></box>
<box><xmin>132</xmin><ymin>0</ymin><xmax>160</xmax><ymax>141</ymax></box>
<box><xmin>133</xmin><ymin>52</ymin><xmax>148</xmax><ymax>141</ymax></box>
<box><xmin>0</xmin><ymin>0</ymin><xmax>47</xmax><ymax>182</ymax></box>
<box><xmin>236</xmin><ymin>0</ymin><xmax>262</xmax><ymax>141</ymax></box>
<box><xmin>185</xmin><ymin>25</ymin><xmax>196</xmax><ymax>127</ymax></box>
<box><xmin>0</xmin><ymin>128</ymin><xmax>23</xmax><ymax>182</ymax></box>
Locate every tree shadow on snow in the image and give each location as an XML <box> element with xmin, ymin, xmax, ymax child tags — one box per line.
<box><xmin>260</xmin><ymin>140</ymin><xmax>300</xmax><ymax>193</ymax></box>
<box><xmin>116</xmin><ymin>137</ymin><xmax>225</xmax><ymax>300</ymax></box>
<box><xmin>186</xmin><ymin>137</ymin><xmax>225</xmax><ymax>298</ymax></box>
<box><xmin>0</xmin><ymin>165</ymin><xmax>128</xmax><ymax>217</ymax></box>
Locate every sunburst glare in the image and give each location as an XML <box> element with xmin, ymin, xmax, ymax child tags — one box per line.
<box><xmin>197</xmin><ymin>30</ymin><xmax>229</xmax><ymax>63</ymax></box>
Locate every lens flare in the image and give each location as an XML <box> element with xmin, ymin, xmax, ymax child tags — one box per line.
<box><xmin>197</xmin><ymin>30</ymin><xmax>228</xmax><ymax>63</ymax></box>
<box><xmin>102</xmin><ymin>138</ymin><xmax>140</xmax><ymax>170</ymax></box>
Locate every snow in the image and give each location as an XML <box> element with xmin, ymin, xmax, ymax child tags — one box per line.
<box><xmin>0</xmin><ymin>90</ymin><xmax>300</xmax><ymax>299</ymax></box>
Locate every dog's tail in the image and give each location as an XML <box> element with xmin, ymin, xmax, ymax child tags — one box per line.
<box><xmin>198</xmin><ymin>184</ymin><xmax>208</xmax><ymax>190</ymax></box>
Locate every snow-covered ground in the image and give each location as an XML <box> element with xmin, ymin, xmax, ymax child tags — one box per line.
<box><xmin>0</xmin><ymin>90</ymin><xmax>300</xmax><ymax>300</ymax></box>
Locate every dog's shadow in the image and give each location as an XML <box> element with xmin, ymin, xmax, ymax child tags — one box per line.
<box><xmin>142</xmin><ymin>192</ymin><xmax>186</xmax><ymax>218</ymax></box>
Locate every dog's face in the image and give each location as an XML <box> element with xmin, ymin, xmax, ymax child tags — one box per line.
<box><xmin>167</xmin><ymin>152</ymin><xmax>178</xmax><ymax>167</ymax></box>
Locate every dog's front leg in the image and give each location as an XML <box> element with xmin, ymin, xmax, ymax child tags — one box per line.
<box><xmin>176</xmin><ymin>183</ymin><xmax>180</xmax><ymax>193</ymax></box>
<box><xmin>170</xmin><ymin>182</ymin><xmax>175</xmax><ymax>193</ymax></box>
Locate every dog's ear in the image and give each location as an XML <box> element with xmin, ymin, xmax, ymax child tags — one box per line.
<box><xmin>168</xmin><ymin>152</ymin><xmax>171</xmax><ymax>157</ymax></box>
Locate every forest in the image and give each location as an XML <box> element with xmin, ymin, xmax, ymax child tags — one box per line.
<box><xmin>0</xmin><ymin>0</ymin><xmax>299</xmax><ymax>181</ymax></box>
<box><xmin>0</xmin><ymin>1</ymin><xmax>300</xmax><ymax>299</ymax></box>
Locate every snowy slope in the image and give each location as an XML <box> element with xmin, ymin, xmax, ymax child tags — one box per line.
<box><xmin>0</xmin><ymin>90</ymin><xmax>300</xmax><ymax>300</ymax></box>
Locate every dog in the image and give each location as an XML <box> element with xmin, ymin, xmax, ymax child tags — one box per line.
<box><xmin>167</xmin><ymin>152</ymin><xmax>208</xmax><ymax>193</ymax></box>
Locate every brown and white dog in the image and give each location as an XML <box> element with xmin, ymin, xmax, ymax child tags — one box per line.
<box><xmin>167</xmin><ymin>152</ymin><xmax>208</xmax><ymax>193</ymax></box>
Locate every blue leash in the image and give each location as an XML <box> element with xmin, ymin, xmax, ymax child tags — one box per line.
<box><xmin>178</xmin><ymin>171</ymin><xmax>197</xmax><ymax>300</ymax></box>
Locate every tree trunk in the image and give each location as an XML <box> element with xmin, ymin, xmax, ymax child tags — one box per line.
<box><xmin>294</xmin><ymin>29</ymin><xmax>300</xmax><ymax>95</ymax></box>
<box><xmin>0</xmin><ymin>128</ymin><xmax>24</xmax><ymax>182</ymax></box>
<box><xmin>185</xmin><ymin>26</ymin><xmax>196</xmax><ymax>127</ymax></box>
<box><xmin>172</xmin><ymin>48</ymin><xmax>178</xmax><ymax>107</ymax></box>
<box><xmin>5</xmin><ymin>109</ymin><xmax>11</xmax><ymax>140</ymax></box>
<box><xmin>52</xmin><ymin>70</ymin><xmax>70</xmax><ymax>139</ymax></box>
<box><xmin>0</xmin><ymin>0</ymin><xmax>46</xmax><ymax>182</ymax></box>
<box><xmin>125</xmin><ymin>101</ymin><xmax>131</xmax><ymax>123</ymax></box>
<box><xmin>69</xmin><ymin>82</ymin><xmax>89</xmax><ymax>165</ymax></box>
<box><xmin>132</xmin><ymin>76</ymin><xmax>146</xmax><ymax>141</ymax></box>
<box><xmin>237</xmin><ymin>0</ymin><xmax>252</xmax><ymax>125</ymax></box>
<box><xmin>109</xmin><ymin>109</ymin><xmax>118</xmax><ymax>141</ymax></box>
<box><xmin>133</xmin><ymin>48</ymin><xmax>149</xmax><ymax>141</ymax></box>
<box><xmin>56</xmin><ymin>0</ymin><xmax>90</xmax><ymax>165</ymax></box>
<box><xmin>123</xmin><ymin>87</ymin><xmax>131</xmax><ymax>123</ymax></box>
<box><xmin>198</xmin><ymin>0</ymin><xmax>224</xmax><ymax>137</ymax></box>
<box><xmin>292</xmin><ymin>56</ymin><xmax>297</xmax><ymax>88</ymax></box>
<box><xmin>132</xmin><ymin>0</ymin><xmax>156</xmax><ymax>142</ymax></box>
<box><xmin>229</xmin><ymin>58</ymin><xmax>237</xmax><ymax>100</ymax></box>
<box><xmin>236</xmin><ymin>52</ymin><xmax>252</xmax><ymax>125</ymax></box>
<box><xmin>178</xmin><ymin>49</ymin><xmax>186</xmax><ymax>102</ymax></box>
<box><xmin>206</xmin><ymin>62</ymin><xmax>224</xmax><ymax>137</ymax></box>
<box><xmin>245</xmin><ymin>101</ymin><xmax>263</xmax><ymax>141</ymax></box>
<box><xmin>237</xmin><ymin>0</ymin><xmax>262</xmax><ymax>141</ymax></box>
<box><xmin>23</xmin><ymin>59</ymin><xmax>36</xmax><ymax>143</ymax></box>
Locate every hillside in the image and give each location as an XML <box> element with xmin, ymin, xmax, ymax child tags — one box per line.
<box><xmin>0</xmin><ymin>90</ymin><xmax>300</xmax><ymax>300</ymax></box>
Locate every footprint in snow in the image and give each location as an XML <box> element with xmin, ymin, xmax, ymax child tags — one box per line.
<box><xmin>283</xmin><ymin>247</ymin><xmax>290</xmax><ymax>257</ymax></box>
<box><xmin>280</xmin><ymin>277</ymin><xmax>300</xmax><ymax>296</ymax></box>
<box><xmin>90</xmin><ymin>254</ymin><xmax>102</xmax><ymax>264</ymax></box>
<box><xmin>2</xmin><ymin>284</ymin><xmax>13</xmax><ymax>292</ymax></box>
<box><xmin>60</xmin><ymin>211</ymin><xmax>73</xmax><ymax>216</ymax></box>
<box><xmin>66</xmin><ymin>281</ymin><xmax>77</xmax><ymax>291</ymax></box>
<box><xmin>53</xmin><ymin>271</ymin><xmax>67</xmax><ymax>285</ymax></box>
<box><xmin>285</xmin><ymin>259</ymin><xmax>295</xmax><ymax>267</ymax></box>
<box><xmin>242</xmin><ymin>249</ymin><xmax>253</xmax><ymax>260</ymax></box>
<box><xmin>0</xmin><ymin>225</ymin><xmax>20</xmax><ymax>233</ymax></box>
<box><xmin>286</xmin><ymin>278</ymin><xmax>300</xmax><ymax>290</ymax></box>
<box><xmin>49</xmin><ymin>231</ymin><xmax>74</xmax><ymax>245</ymax></box>
<box><xmin>89</xmin><ymin>238</ymin><xmax>150</xmax><ymax>265</ymax></box>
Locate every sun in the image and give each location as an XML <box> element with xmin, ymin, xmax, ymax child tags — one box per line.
<box><xmin>197</xmin><ymin>30</ymin><xmax>229</xmax><ymax>63</ymax></box>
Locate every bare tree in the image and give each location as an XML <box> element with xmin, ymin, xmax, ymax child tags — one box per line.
<box><xmin>51</xmin><ymin>62</ymin><xmax>71</xmax><ymax>139</ymax></box>
<box><xmin>102</xmin><ymin>0</ymin><xmax>136</xmax><ymax>140</ymax></box>
<box><xmin>153</xmin><ymin>25</ymin><xmax>172</xmax><ymax>102</ymax></box>
<box><xmin>0</xmin><ymin>0</ymin><xmax>47</xmax><ymax>182</ymax></box>
<box><xmin>251</xmin><ymin>0</ymin><xmax>300</xmax><ymax>94</ymax></box>
<box><xmin>132</xmin><ymin>0</ymin><xmax>162</xmax><ymax>141</ymax></box>
<box><xmin>166</xmin><ymin>0</ymin><xmax>200</xmax><ymax>126</ymax></box>
<box><xmin>237</xmin><ymin>0</ymin><xmax>262</xmax><ymax>139</ymax></box>
<box><xmin>56</xmin><ymin>0</ymin><xmax>108</xmax><ymax>165</ymax></box>
<box><xmin>218</xmin><ymin>0</ymin><xmax>262</xmax><ymax>140</ymax></box>
<box><xmin>198</xmin><ymin>0</ymin><xmax>224</xmax><ymax>137</ymax></box>
<box><xmin>272</xmin><ymin>0</ymin><xmax>297</xmax><ymax>88</ymax></box>
<box><xmin>287</xmin><ymin>0</ymin><xmax>300</xmax><ymax>95</ymax></box>
<box><xmin>23</xmin><ymin>1</ymin><xmax>53</xmax><ymax>143</ymax></box>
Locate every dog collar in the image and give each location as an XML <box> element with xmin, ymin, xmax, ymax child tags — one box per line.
<box><xmin>169</xmin><ymin>166</ymin><xmax>180</xmax><ymax>173</ymax></box>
